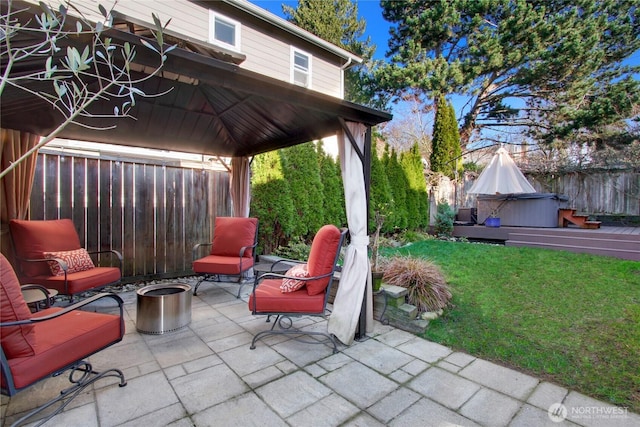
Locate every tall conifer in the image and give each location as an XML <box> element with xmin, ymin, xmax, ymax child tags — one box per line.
<box><xmin>281</xmin><ymin>143</ymin><xmax>324</xmax><ymax>238</ymax></box>
<box><xmin>250</xmin><ymin>151</ymin><xmax>295</xmax><ymax>252</ymax></box>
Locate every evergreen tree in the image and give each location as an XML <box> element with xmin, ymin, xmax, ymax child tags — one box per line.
<box><xmin>378</xmin><ymin>0</ymin><xmax>640</xmax><ymax>149</ymax></box>
<box><xmin>446</xmin><ymin>101</ymin><xmax>463</xmax><ymax>178</ymax></box>
<box><xmin>369</xmin><ymin>147</ymin><xmax>393</xmax><ymax>233</ymax></box>
<box><xmin>384</xmin><ymin>146</ymin><xmax>408</xmax><ymax>230</ymax></box>
<box><xmin>431</xmin><ymin>95</ymin><xmax>462</xmax><ymax>180</ymax></box>
<box><xmin>250</xmin><ymin>151</ymin><xmax>295</xmax><ymax>253</ymax></box>
<box><xmin>317</xmin><ymin>142</ymin><xmax>346</xmax><ymax>227</ymax></box>
<box><xmin>401</xmin><ymin>149</ymin><xmax>420</xmax><ymax>229</ymax></box>
<box><xmin>430</xmin><ymin>94</ymin><xmax>450</xmax><ymax>176</ymax></box>
<box><xmin>404</xmin><ymin>143</ymin><xmax>429</xmax><ymax>228</ymax></box>
<box><xmin>281</xmin><ymin>142</ymin><xmax>325</xmax><ymax>238</ymax></box>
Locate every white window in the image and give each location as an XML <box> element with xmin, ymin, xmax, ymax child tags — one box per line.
<box><xmin>291</xmin><ymin>48</ymin><xmax>311</xmax><ymax>88</ymax></box>
<box><xmin>208</xmin><ymin>11</ymin><xmax>241</xmax><ymax>51</ymax></box>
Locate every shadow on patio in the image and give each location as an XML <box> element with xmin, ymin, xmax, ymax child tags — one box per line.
<box><xmin>2</xmin><ymin>277</ymin><xmax>638</xmax><ymax>427</ymax></box>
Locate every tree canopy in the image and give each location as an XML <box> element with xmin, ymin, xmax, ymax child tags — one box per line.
<box><xmin>377</xmin><ymin>0</ymin><xmax>640</xmax><ymax>150</ymax></box>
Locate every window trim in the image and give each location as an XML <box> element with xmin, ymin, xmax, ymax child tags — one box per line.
<box><xmin>208</xmin><ymin>10</ymin><xmax>241</xmax><ymax>51</ymax></box>
<box><xmin>290</xmin><ymin>47</ymin><xmax>312</xmax><ymax>88</ymax></box>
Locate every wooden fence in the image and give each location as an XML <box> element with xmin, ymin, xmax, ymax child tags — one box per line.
<box><xmin>432</xmin><ymin>170</ymin><xmax>640</xmax><ymax>216</ymax></box>
<box><xmin>28</xmin><ymin>152</ymin><xmax>231</xmax><ymax>281</ymax></box>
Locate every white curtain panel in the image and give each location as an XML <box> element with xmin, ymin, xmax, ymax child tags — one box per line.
<box><xmin>230</xmin><ymin>156</ymin><xmax>251</xmax><ymax>217</ymax></box>
<box><xmin>327</xmin><ymin>121</ymin><xmax>373</xmax><ymax>345</ymax></box>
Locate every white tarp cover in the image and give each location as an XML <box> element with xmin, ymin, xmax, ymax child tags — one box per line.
<box><xmin>468</xmin><ymin>147</ymin><xmax>536</xmax><ymax>194</ymax></box>
<box><xmin>327</xmin><ymin>122</ymin><xmax>373</xmax><ymax>345</ymax></box>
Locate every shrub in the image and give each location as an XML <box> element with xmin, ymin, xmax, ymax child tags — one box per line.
<box><xmin>396</xmin><ymin>230</ymin><xmax>431</xmax><ymax>245</ymax></box>
<box><xmin>273</xmin><ymin>238</ymin><xmax>311</xmax><ymax>260</ymax></box>
<box><xmin>434</xmin><ymin>200</ymin><xmax>455</xmax><ymax>237</ymax></box>
<box><xmin>382</xmin><ymin>256</ymin><xmax>451</xmax><ymax>312</ymax></box>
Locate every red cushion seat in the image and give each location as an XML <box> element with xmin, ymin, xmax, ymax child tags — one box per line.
<box><xmin>249</xmin><ymin>279</ymin><xmax>326</xmax><ymax>314</ymax></box>
<box><xmin>193</xmin><ymin>255</ymin><xmax>255</xmax><ymax>275</ymax></box>
<box><xmin>26</xmin><ymin>267</ymin><xmax>121</xmax><ymax>295</ymax></box>
<box><xmin>4</xmin><ymin>307</ymin><xmax>121</xmax><ymax>390</ymax></box>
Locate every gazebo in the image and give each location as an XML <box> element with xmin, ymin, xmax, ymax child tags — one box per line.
<box><xmin>1</xmin><ymin>3</ymin><xmax>392</xmax><ymax>344</ymax></box>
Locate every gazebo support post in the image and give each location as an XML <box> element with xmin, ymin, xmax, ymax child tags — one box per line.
<box><xmin>355</xmin><ymin>125</ymin><xmax>372</xmax><ymax>340</ymax></box>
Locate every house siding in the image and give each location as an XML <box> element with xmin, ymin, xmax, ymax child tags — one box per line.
<box><xmin>21</xmin><ymin>0</ymin><xmax>346</xmax><ymax>98</ymax></box>
<box><xmin>241</xmin><ymin>25</ymin><xmax>290</xmax><ymax>82</ymax></box>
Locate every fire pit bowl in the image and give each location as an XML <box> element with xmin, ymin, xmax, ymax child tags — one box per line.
<box><xmin>136</xmin><ymin>283</ymin><xmax>192</xmax><ymax>334</ymax></box>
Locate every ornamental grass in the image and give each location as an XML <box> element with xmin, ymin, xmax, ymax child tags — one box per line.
<box><xmin>382</xmin><ymin>255</ymin><xmax>451</xmax><ymax>312</ymax></box>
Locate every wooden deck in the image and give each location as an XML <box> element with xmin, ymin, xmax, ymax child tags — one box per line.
<box><xmin>453</xmin><ymin>225</ymin><xmax>640</xmax><ymax>261</ymax></box>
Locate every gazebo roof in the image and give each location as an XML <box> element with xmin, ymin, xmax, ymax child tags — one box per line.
<box><xmin>0</xmin><ymin>4</ymin><xmax>391</xmax><ymax>157</ymax></box>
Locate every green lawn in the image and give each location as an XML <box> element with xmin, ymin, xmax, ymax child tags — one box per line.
<box><xmin>386</xmin><ymin>239</ymin><xmax>640</xmax><ymax>412</ymax></box>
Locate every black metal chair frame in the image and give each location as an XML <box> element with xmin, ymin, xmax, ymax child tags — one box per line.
<box><xmin>249</xmin><ymin>228</ymin><xmax>347</xmax><ymax>353</ymax></box>
<box><xmin>192</xmin><ymin>222</ymin><xmax>259</xmax><ymax>298</ymax></box>
<box><xmin>1</xmin><ymin>293</ymin><xmax>127</xmax><ymax>427</ymax></box>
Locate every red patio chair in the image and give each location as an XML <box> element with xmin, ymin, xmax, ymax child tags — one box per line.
<box><xmin>192</xmin><ymin>217</ymin><xmax>259</xmax><ymax>298</ymax></box>
<box><xmin>248</xmin><ymin>225</ymin><xmax>347</xmax><ymax>353</ymax></box>
<box><xmin>0</xmin><ymin>254</ymin><xmax>126</xmax><ymax>426</ymax></box>
<box><xmin>9</xmin><ymin>219</ymin><xmax>122</xmax><ymax>301</ymax></box>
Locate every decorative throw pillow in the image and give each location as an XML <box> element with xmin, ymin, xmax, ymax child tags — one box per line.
<box><xmin>43</xmin><ymin>248</ymin><xmax>95</xmax><ymax>276</ymax></box>
<box><xmin>280</xmin><ymin>264</ymin><xmax>309</xmax><ymax>293</ymax></box>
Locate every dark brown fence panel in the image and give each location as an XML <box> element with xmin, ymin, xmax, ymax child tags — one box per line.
<box><xmin>28</xmin><ymin>152</ymin><xmax>230</xmax><ymax>282</ymax></box>
<box><xmin>44</xmin><ymin>155</ymin><xmax>59</xmax><ymax>219</ymax></box>
<box><xmin>99</xmin><ymin>160</ymin><xmax>113</xmax><ymax>254</ymax></box>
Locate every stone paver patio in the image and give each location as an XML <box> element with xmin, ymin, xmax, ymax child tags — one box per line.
<box><xmin>2</xmin><ymin>278</ymin><xmax>638</xmax><ymax>427</ymax></box>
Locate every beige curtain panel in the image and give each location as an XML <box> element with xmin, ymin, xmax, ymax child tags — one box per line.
<box><xmin>327</xmin><ymin>121</ymin><xmax>373</xmax><ymax>345</ymax></box>
<box><xmin>230</xmin><ymin>156</ymin><xmax>251</xmax><ymax>218</ymax></box>
<box><xmin>1</xmin><ymin>128</ymin><xmax>41</xmax><ymax>259</ymax></box>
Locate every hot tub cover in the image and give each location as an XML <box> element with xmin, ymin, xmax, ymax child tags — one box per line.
<box><xmin>469</xmin><ymin>147</ymin><xmax>536</xmax><ymax>194</ymax></box>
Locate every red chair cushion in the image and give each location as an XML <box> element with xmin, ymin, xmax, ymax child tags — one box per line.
<box><xmin>249</xmin><ymin>279</ymin><xmax>325</xmax><ymax>314</ymax></box>
<box><xmin>10</xmin><ymin>219</ymin><xmax>82</xmax><ymax>278</ymax></box>
<box><xmin>0</xmin><ymin>255</ymin><xmax>36</xmax><ymax>359</ymax></box>
<box><xmin>306</xmin><ymin>225</ymin><xmax>342</xmax><ymax>296</ymax></box>
<box><xmin>24</xmin><ymin>267</ymin><xmax>121</xmax><ymax>295</ymax></box>
<box><xmin>193</xmin><ymin>255</ymin><xmax>255</xmax><ymax>275</ymax></box>
<box><xmin>4</xmin><ymin>307</ymin><xmax>122</xmax><ymax>390</ymax></box>
<box><xmin>210</xmin><ymin>217</ymin><xmax>257</xmax><ymax>257</ymax></box>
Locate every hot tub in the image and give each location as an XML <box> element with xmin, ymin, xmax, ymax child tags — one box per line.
<box><xmin>477</xmin><ymin>193</ymin><xmax>569</xmax><ymax>227</ymax></box>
